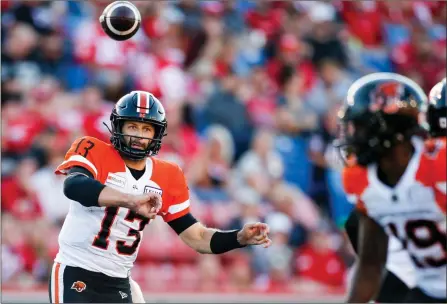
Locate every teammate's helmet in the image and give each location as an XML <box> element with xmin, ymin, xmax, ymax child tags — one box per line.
<box><xmin>421</xmin><ymin>78</ymin><xmax>446</xmax><ymax>138</ymax></box>
<box><xmin>109</xmin><ymin>91</ymin><xmax>167</xmax><ymax>160</ymax></box>
<box><xmin>334</xmin><ymin>73</ymin><xmax>427</xmax><ymax>166</ymax></box>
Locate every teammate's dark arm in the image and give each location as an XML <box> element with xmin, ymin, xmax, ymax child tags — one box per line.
<box><xmin>63</xmin><ymin>166</ymin><xmax>133</xmax><ymax>208</ymax></box>
<box><xmin>168</xmin><ymin>214</ymin><xmax>246</xmax><ymax>254</ymax></box>
<box><xmin>347</xmin><ymin>212</ymin><xmax>389</xmax><ymax>303</ymax></box>
<box><xmin>345</xmin><ymin>209</ymin><xmax>360</xmax><ymax>253</ymax></box>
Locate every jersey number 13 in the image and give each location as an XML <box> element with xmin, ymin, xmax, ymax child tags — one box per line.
<box><xmin>92</xmin><ymin>207</ymin><xmax>149</xmax><ymax>255</ymax></box>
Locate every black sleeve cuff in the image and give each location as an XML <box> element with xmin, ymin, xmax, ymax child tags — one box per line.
<box><xmin>210</xmin><ymin>230</ymin><xmax>246</xmax><ymax>254</ymax></box>
<box><xmin>168</xmin><ymin>213</ymin><xmax>198</xmax><ymax>235</ymax></box>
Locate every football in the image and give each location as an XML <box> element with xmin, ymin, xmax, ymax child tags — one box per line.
<box><xmin>99</xmin><ymin>1</ymin><xmax>141</xmax><ymax>41</ymax></box>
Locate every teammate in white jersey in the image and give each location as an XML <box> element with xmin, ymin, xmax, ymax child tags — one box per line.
<box><xmin>334</xmin><ymin>73</ymin><xmax>446</xmax><ymax>303</ymax></box>
<box><xmin>50</xmin><ymin>91</ymin><xmax>272</xmax><ymax>303</ymax></box>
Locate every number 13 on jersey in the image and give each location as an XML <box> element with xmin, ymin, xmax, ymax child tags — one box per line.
<box><xmin>92</xmin><ymin>208</ymin><xmax>149</xmax><ymax>255</ymax></box>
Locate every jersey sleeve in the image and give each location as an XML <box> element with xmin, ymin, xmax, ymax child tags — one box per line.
<box><xmin>342</xmin><ymin>166</ymin><xmax>369</xmax><ymax>215</ymax></box>
<box><xmin>55</xmin><ymin>136</ymin><xmax>102</xmax><ymax>180</ymax></box>
<box><xmin>162</xmin><ymin>164</ymin><xmax>191</xmax><ymax>223</ymax></box>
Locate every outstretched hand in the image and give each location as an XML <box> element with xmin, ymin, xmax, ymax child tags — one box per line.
<box><xmin>237</xmin><ymin>222</ymin><xmax>272</xmax><ymax>248</ymax></box>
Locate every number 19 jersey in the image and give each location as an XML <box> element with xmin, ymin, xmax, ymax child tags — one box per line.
<box><xmin>343</xmin><ymin>138</ymin><xmax>446</xmax><ymax>299</ymax></box>
<box><xmin>55</xmin><ymin>136</ymin><xmax>190</xmax><ymax>278</ymax></box>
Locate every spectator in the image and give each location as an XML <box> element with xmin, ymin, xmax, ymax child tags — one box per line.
<box><xmin>187</xmin><ymin>125</ymin><xmax>233</xmax><ymax>201</ymax></box>
<box><xmin>203</xmin><ymin>71</ymin><xmax>254</xmax><ymax>157</ymax></box>
<box><xmin>307</xmin><ymin>59</ymin><xmax>354</xmax><ymax>114</ymax></box>
<box><xmin>226</xmin><ymin>187</ymin><xmax>263</xmax><ymax>231</ymax></box>
<box><xmin>276</xmin><ymin>66</ymin><xmax>319</xmax><ymax>135</ymax></box>
<box><xmin>2</xmin><ymin>23</ymin><xmax>41</xmax><ymax>92</ymax></box>
<box><xmin>1</xmin><ymin>156</ymin><xmax>42</xmax><ymax>221</ymax></box>
<box><xmin>304</xmin><ymin>3</ymin><xmax>348</xmax><ymax>69</ymax></box>
<box><xmin>231</xmin><ymin>128</ymin><xmax>283</xmax><ymax>198</ymax></box>
<box><xmin>392</xmin><ymin>26</ymin><xmax>446</xmax><ymax>91</ymax></box>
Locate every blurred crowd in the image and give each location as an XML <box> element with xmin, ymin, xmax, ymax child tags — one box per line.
<box><xmin>2</xmin><ymin>0</ymin><xmax>446</xmax><ymax>294</ymax></box>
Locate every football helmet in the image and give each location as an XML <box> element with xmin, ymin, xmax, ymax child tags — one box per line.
<box><xmin>108</xmin><ymin>91</ymin><xmax>167</xmax><ymax>160</ymax></box>
<box><xmin>421</xmin><ymin>78</ymin><xmax>446</xmax><ymax>138</ymax></box>
<box><xmin>334</xmin><ymin>73</ymin><xmax>427</xmax><ymax>166</ymax></box>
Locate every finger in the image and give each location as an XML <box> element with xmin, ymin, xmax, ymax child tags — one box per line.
<box><xmin>253</xmin><ymin>235</ymin><xmax>268</xmax><ymax>243</ymax></box>
<box><xmin>254</xmin><ymin>234</ymin><xmax>266</xmax><ymax>241</ymax></box>
<box><xmin>262</xmin><ymin>238</ymin><xmax>272</xmax><ymax>248</ymax></box>
<box><xmin>263</xmin><ymin>225</ymin><xmax>270</xmax><ymax>235</ymax></box>
<box><xmin>254</xmin><ymin>236</ymin><xmax>270</xmax><ymax>245</ymax></box>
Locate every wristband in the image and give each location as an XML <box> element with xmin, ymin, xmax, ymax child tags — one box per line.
<box><xmin>210</xmin><ymin>230</ymin><xmax>246</xmax><ymax>254</ymax></box>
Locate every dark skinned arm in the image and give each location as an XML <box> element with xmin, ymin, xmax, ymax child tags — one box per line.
<box><xmin>346</xmin><ymin>212</ymin><xmax>389</xmax><ymax>303</ymax></box>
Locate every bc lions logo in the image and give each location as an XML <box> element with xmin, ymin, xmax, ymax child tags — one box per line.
<box><xmin>71</xmin><ymin>281</ymin><xmax>87</xmax><ymax>292</ymax></box>
<box><xmin>369</xmin><ymin>82</ymin><xmax>404</xmax><ymax>114</ymax></box>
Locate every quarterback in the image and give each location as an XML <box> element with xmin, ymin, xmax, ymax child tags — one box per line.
<box><xmin>49</xmin><ymin>91</ymin><xmax>272</xmax><ymax>303</ymax></box>
<box><xmin>336</xmin><ymin>73</ymin><xmax>446</xmax><ymax>303</ymax></box>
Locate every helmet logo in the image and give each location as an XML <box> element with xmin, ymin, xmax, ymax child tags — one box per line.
<box><xmin>369</xmin><ymin>82</ymin><xmax>404</xmax><ymax>114</ymax></box>
<box><xmin>137</xmin><ymin>92</ymin><xmax>150</xmax><ymax>116</ymax></box>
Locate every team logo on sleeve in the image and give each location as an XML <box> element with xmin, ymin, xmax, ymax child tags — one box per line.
<box><xmin>71</xmin><ymin>281</ymin><xmax>87</xmax><ymax>292</ymax></box>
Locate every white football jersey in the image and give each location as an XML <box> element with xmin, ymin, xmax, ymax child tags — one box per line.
<box><xmin>54</xmin><ymin>136</ymin><xmax>190</xmax><ymax>278</ymax></box>
<box><xmin>386</xmin><ymin>236</ymin><xmax>416</xmax><ymax>288</ymax></box>
<box><xmin>343</xmin><ymin>138</ymin><xmax>446</xmax><ymax>299</ymax></box>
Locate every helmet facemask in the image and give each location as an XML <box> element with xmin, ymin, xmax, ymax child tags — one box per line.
<box><xmin>108</xmin><ymin>113</ymin><xmax>167</xmax><ymax>160</ymax></box>
<box><xmin>335</xmin><ymin>111</ymin><xmax>418</xmax><ymax>167</ymax></box>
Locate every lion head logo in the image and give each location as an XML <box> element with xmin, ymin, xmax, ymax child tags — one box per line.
<box><xmin>71</xmin><ymin>281</ymin><xmax>87</xmax><ymax>293</ymax></box>
<box><xmin>369</xmin><ymin>82</ymin><xmax>404</xmax><ymax>114</ymax></box>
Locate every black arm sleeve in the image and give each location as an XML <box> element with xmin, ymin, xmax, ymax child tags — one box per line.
<box><xmin>168</xmin><ymin>213</ymin><xmax>198</xmax><ymax>235</ymax></box>
<box><xmin>63</xmin><ymin>166</ymin><xmax>105</xmax><ymax>207</ymax></box>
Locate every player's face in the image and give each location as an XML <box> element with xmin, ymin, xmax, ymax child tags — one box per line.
<box><xmin>122</xmin><ymin>121</ymin><xmax>155</xmax><ymax>151</ymax></box>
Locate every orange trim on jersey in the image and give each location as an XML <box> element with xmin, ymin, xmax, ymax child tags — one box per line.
<box><xmin>164</xmin><ymin>205</ymin><xmax>190</xmax><ymax>223</ymax></box>
<box><xmin>343</xmin><ymin>165</ymin><xmax>369</xmax><ymax>214</ymax></box>
<box><xmin>55</xmin><ymin>161</ymin><xmax>97</xmax><ymax>179</ymax></box>
<box><xmin>356</xmin><ymin>199</ymin><xmax>368</xmax><ymax>215</ymax></box>
<box><xmin>416</xmin><ymin>140</ymin><xmax>447</xmax><ymax>215</ymax></box>
<box><xmin>150</xmin><ymin>158</ymin><xmax>191</xmax><ymax>222</ymax></box>
<box><xmin>55</xmin><ymin>262</ymin><xmax>61</xmax><ymax>304</ymax></box>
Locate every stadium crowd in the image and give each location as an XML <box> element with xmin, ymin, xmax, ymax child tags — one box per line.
<box><xmin>2</xmin><ymin>0</ymin><xmax>446</xmax><ymax>294</ymax></box>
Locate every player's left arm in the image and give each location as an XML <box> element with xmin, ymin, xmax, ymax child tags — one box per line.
<box><xmin>164</xmin><ymin>165</ymin><xmax>271</xmax><ymax>254</ymax></box>
<box><xmin>169</xmin><ymin>214</ymin><xmax>271</xmax><ymax>254</ymax></box>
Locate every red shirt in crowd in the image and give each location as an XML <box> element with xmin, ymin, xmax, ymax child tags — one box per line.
<box><xmin>295</xmin><ymin>244</ymin><xmax>346</xmax><ymax>287</ymax></box>
<box><xmin>1</xmin><ymin>177</ymin><xmax>43</xmax><ymax>221</ymax></box>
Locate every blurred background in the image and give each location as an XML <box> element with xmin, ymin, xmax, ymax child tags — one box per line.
<box><xmin>1</xmin><ymin>0</ymin><xmax>446</xmax><ymax>302</ymax></box>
